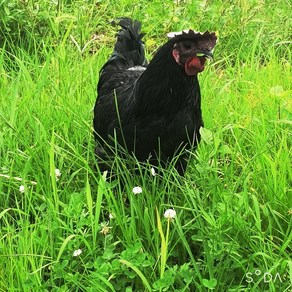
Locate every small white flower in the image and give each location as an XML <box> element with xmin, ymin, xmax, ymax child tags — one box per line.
<box><xmin>19</xmin><ymin>185</ymin><xmax>25</xmax><ymax>193</ymax></box>
<box><xmin>109</xmin><ymin>213</ymin><xmax>115</xmax><ymax>219</ymax></box>
<box><xmin>151</xmin><ymin>167</ymin><xmax>157</xmax><ymax>176</ymax></box>
<box><xmin>73</xmin><ymin>249</ymin><xmax>82</xmax><ymax>257</ymax></box>
<box><xmin>164</xmin><ymin>209</ymin><xmax>176</xmax><ymax>219</ymax></box>
<box><xmin>132</xmin><ymin>186</ymin><xmax>142</xmax><ymax>194</ymax></box>
<box><xmin>55</xmin><ymin>169</ymin><xmax>61</xmax><ymax>180</ymax></box>
<box><xmin>100</xmin><ymin>222</ymin><xmax>111</xmax><ymax>235</ymax></box>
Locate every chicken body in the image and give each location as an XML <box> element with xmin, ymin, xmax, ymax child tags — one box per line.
<box><xmin>93</xmin><ymin>18</ymin><xmax>217</xmax><ymax>174</ymax></box>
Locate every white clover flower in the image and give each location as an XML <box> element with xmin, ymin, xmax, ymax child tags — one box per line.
<box><xmin>100</xmin><ymin>222</ymin><xmax>111</xmax><ymax>235</ymax></box>
<box><xmin>132</xmin><ymin>186</ymin><xmax>142</xmax><ymax>194</ymax></box>
<box><xmin>55</xmin><ymin>169</ymin><xmax>61</xmax><ymax>180</ymax></box>
<box><xmin>73</xmin><ymin>249</ymin><xmax>82</xmax><ymax>257</ymax></box>
<box><xmin>164</xmin><ymin>209</ymin><xmax>176</xmax><ymax>219</ymax></box>
<box><xmin>151</xmin><ymin>167</ymin><xmax>157</xmax><ymax>176</ymax></box>
<box><xmin>19</xmin><ymin>185</ymin><xmax>25</xmax><ymax>193</ymax></box>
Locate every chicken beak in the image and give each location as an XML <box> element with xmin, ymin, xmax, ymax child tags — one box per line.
<box><xmin>196</xmin><ymin>51</ymin><xmax>214</xmax><ymax>60</ymax></box>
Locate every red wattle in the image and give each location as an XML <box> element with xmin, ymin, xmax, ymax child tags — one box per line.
<box><xmin>184</xmin><ymin>56</ymin><xmax>206</xmax><ymax>76</ymax></box>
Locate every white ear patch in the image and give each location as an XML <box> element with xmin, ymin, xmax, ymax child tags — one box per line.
<box><xmin>172</xmin><ymin>49</ymin><xmax>180</xmax><ymax>63</ymax></box>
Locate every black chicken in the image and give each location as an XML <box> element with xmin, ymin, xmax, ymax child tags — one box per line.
<box><xmin>93</xmin><ymin>18</ymin><xmax>217</xmax><ymax>175</ymax></box>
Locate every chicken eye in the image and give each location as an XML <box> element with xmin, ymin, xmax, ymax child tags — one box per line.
<box><xmin>183</xmin><ymin>42</ymin><xmax>192</xmax><ymax>50</ymax></box>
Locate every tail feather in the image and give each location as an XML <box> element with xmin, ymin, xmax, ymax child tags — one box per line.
<box><xmin>107</xmin><ymin>18</ymin><xmax>147</xmax><ymax>68</ymax></box>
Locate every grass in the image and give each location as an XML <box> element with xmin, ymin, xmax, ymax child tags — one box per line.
<box><xmin>0</xmin><ymin>0</ymin><xmax>291</xmax><ymax>291</ymax></box>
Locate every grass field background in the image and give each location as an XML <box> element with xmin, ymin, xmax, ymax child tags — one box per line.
<box><xmin>0</xmin><ymin>0</ymin><xmax>291</xmax><ymax>291</ymax></box>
